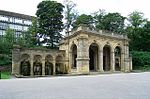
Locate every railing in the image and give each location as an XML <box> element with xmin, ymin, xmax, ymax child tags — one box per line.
<box><xmin>66</xmin><ymin>25</ymin><xmax>128</xmax><ymax>39</ymax></box>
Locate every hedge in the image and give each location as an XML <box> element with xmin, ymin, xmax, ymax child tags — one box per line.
<box><xmin>131</xmin><ymin>51</ymin><xmax>150</xmax><ymax>70</ymax></box>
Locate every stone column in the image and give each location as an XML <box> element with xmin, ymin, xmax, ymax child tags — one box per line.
<box><xmin>42</xmin><ymin>58</ymin><xmax>45</xmax><ymax>76</ymax></box>
<box><xmin>30</xmin><ymin>55</ymin><xmax>34</xmax><ymax>76</ymax></box>
<box><xmin>12</xmin><ymin>45</ymin><xmax>21</xmax><ymax>75</ymax></box>
<box><xmin>68</xmin><ymin>51</ymin><xmax>72</xmax><ymax>73</ymax></box>
<box><xmin>11</xmin><ymin>61</ymin><xmax>15</xmax><ymax>74</ymax></box>
<box><xmin>66</xmin><ymin>41</ymin><xmax>71</xmax><ymax>73</ymax></box>
<box><xmin>111</xmin><ymin>50</ymin><xmax>115</xmax><ymax>72</ymax></box>
<box><xmin>76</xmin><ymin>37</ymin><xmax>89</xmax><ymax>74</ymax></box>
<box><xmin>12</xmin><ymin>62</ymin><xmax>20</xmax><ymax>75</ymax></box>
<box><xmin>53</xmin><ymin>61</ymin><xmax>56</xmax><ymax>75</ymax></box>
<box><xmin>124</xmin><ymin>43</ymin><xmax>130</xmax><ymax>72</ymax></box>
<box><xmin>121</xmin><ymin>52</ymin><xmax>125</xmax><ymax>72</ymax></box>
<box><xmin>98</xmin><ymin>49</ymin><xmax>104</xmax><ymax>72</ymax></box>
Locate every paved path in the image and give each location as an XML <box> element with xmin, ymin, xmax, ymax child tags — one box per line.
<box><xmin>0</xmin><ymin>72</ymin><xmax>150</xmax><ymax>99</ymax></box>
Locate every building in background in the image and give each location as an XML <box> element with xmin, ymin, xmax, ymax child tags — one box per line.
<box><xmin>0</xmin><ymin>10</ymin><xmax>33</xmax><ymax>38</ymax></box>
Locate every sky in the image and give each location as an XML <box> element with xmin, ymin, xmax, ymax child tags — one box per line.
<box><xmin>0</xmin><ymin>0</ymin><xmax>150</xmax><ymax>19</ymax></box>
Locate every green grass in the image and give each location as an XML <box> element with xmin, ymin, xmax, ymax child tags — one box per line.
<box><xmin>0</xmin><ymin>71</ymin><xmax>11</xmax><ymax>79</ymax></box>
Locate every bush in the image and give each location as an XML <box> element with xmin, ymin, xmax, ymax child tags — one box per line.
<box><xmin>0</xmin><ymin>55</ymin><xmax>11</xmax><ymax>66</ymax></box>
<box><xmin>131</xmin><ymin>51</ymin><xmax>150</xmax><ymax>70</ymax></box>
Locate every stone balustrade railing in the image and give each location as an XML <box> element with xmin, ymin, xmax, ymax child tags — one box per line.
<box><xmin>67</xmin><ymin>26</ymin><xmax>128</xmax><ymax>39</ymax></box>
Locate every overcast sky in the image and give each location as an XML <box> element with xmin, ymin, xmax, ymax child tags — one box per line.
<box><xmin>0</xmin><ymin>0</ymin><xmax>150</xmax><ymax>19</ymax></box>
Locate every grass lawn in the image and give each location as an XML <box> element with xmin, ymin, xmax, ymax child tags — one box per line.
<box><xmin>0</xmin><ymin>71</ymin><xmax>11</xmax><ymax>79</ymax></box>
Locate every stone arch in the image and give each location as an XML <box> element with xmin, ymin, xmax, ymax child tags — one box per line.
<box><xmin>21</xmin><ymin>54</ymin><xmax>30</xmax><ymax>61</ymax></box>
<box><xmin>112</xmin><ymin>42</ymin><xmax>123</xmax><ymax>51</ymax></box>
<box><xmin>114</xmin><ymin>46</ymin><xmax>121</xmax><ymax>71</ymax></box>
<box><xmin>103</xmin><ymin>45</ymin><xmax>111</xmax><ymax>71</ymax></box>
<box><xmin>89</xmin><ymin>43</ymin><xmax>99</xmax><ymax>71</ymax></box>
<box><xmin>33</xmin><ymin>55</ymin><xmax>42</xmax><ymax>75</ymax></box>
<box><xmin>70</xmin><ymin>44</ymin><xmax>77</xmax><ymax>69</ymax></box>
<box><xmin>20</xmin><ymin>54</ymin><xmax>30</xmax><ymax>76</ymax></box>
<box><xmin>55</xmin><ymin>55</ymin><xmax>64</xmax><ymax>74</ymax></box>
<box><xmin>45</xmin><ymin>54</ymin><xmax>53</xmax><ymax>62</ymax></box>
<box><xmin>45</xmin><ymin>55</ymin><xmax>53</xmax><ymax>75</ymax></box>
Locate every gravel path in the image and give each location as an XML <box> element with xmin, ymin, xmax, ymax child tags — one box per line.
<box><xmin>0</xmin><ymin>72</ymin><xmax>150</xmax><ymax>99</ymax></box>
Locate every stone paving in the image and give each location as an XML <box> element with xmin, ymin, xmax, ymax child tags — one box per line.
<box><xmin>0</xmin><ymin>72</ymin><xmax>150</xmax><ymax>99</ymax></box>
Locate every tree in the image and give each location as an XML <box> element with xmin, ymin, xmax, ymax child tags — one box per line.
<box><xmin>0</xmin><ymin>28</ymin><xmax>15</xmax><ymax>66</ymax></box>
<box><xmin>3</xmin><ymin>28</ymin><xmax>16</xmax><ymax>54</ymax></box>
<box><xmin>128</xmin><ymin>11</ymin><xmax>147</xmax><ymax>28</ymax></box>
<box><xmin>36</xmin><ymin>0</ymin><xmax>64</xmax><ymax>48</ymax></box>
<box><xmin>63</xmin><ymin>0</ymin><xmax>78</xmax><ymax>34</ymax></box>
<box><xmin>93</xmin><ymin>9</ymin><xmax>106</xmax><ymax>30</ymax></box>
<box><xmin>95</xmin><ymin>12</ymin><xmax>125</xmax><ymax>33</ymax></box>
<box><xmin>139</xmin><ymin>21</ymin><xmax>150</xmax><ymax>51</ymax></box>
<box><xmin>72</xmin><ymin>14</ymin><xmax>94</xmax><ymax>29</ymax></box>
<box><xmin>126</xmin><ymin>11</ymin><xmax>147</xmax><ymax>51</ymax></box>
<box><xmin>22</xmin><ymin>17</ymin><xmax>39</xmax><ymax>47</ymax></box>
<box><xmin>126</xmin><ymin>11</ymin><xmax>150</xmax><ymax>70</ymax></box>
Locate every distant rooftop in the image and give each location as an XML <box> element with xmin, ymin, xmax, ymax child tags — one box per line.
<box><xmin>0</xmin><ymin>10</ymin><xmax>34</xmax><ymax>20</ymax></box>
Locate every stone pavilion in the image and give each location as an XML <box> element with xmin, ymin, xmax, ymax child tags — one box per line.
<box><xmin>12</xmin><ymin>26</ymin><xmax>132</xmax><ymax>77</ymax></box>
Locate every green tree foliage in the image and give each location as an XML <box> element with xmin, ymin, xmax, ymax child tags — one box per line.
<box><xmin>0</xmin><ymin>28</ymin><xmax>15</xmax><ymax>65</ymax></box>
<box><xmin>27</xmin><ymin>17</ymin><xmax>39</xmax><ymax>46</ymax></box>
<box><xmin>95</xmin><ymin>12</ymin><xmax>125</xmax><ymax>33</ymax></box>
<box><xmin>127</xmin><ymin>24</ymin><xmax>150</xmax><ymax>52</ymax></box>
<box><xmin>72</xmin><ymin>14</ymin><xmax>94</xmax><ymax>29</ymax></box>
<box><xmin>131</xmin><ymin>51</ymin><xmax>150</xmax><ymax>70</ymax></box>
<box><xmin>36</xmin><ymin>0</ymin><xmax>64</xmax><ymax>48</ymax></box>
<box><xmin>126</xmin><ymin>11</ymin><xmax>148</xmax><ymax>51</ymax></box>
<box><xmin>142</xmin><ymin>21</ymin><xmax>150</xmax><ymax>51</ymax></box>
<box><xmin>3</xmin><ymin>28</ymin><xmax>15</xmax><ymax>54</ymax></box>
<box><xmin>94</xmin><ymin>9</ymin><xmax>106</xmax><ymax>30</ymax></box>
<box><xmin>21</xmin><ymin>17</ymin><xmax>39</xmax><ymax>47</ymax></box>
<box><xmin>126</xmin><ymin>11</ymin><xmax>150</xmax><ymax>70</ymax></box>
<box><xmin>64</xmin><ymin>0</ymin><xmax>78</xmax><ymax>34</ymax></box>
<box><xmin>128</xmin><ymin>11</ymin><xmax>147</xmax><ymax>28</ymax></box>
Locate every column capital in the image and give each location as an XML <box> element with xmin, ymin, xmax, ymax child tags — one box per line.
<box><xmin>111</xmin><ymin>51</ymin><xmax>115</xmax><ymax>53</ymax></box>
<box><xmin>121</xmin><ymin>52</ymin><xmax>125</xmax><ymax>54</ymax></box>
<box><xmin>99</xmin><ymin>50</ymin><xmax>103</xmax><ymax>52</ymax></box>
<box><xmin>52</xmin><ymin>60</ymin><xmax>56</xmax><ymax>63</ymax></box>
<box><xmin>68</xmin><ymin>51</ymin><xmax>72</xmax><ymax>53</ymax></box>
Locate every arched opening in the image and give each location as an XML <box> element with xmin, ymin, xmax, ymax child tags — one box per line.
<box><xmin>56</xmin><ymin>55</ymin><xmax>65</xmax><ymax>74</ymax></box>
<box><xmin>114</xmin><ymin>46</ymin><xmax>121</xmax><ymax>71</ymax></box>
<box><xmin>20</xmin><ymin>54</ymin><xmax>30</xmax><ymax>76</ymax></box>
<box><xmin>71</xmin><ymin>44</ymin><xmax>77</xmax><ymax>69</ymax></box>
<box><xmin>33</xmin><ymin>55</ymin><xmax>42</xmax><ymax>75</ymax></box>
<box><xmin>45</xmin><ymin>55</ymin><xmax>53</xmax><ymax>75</ymax></box>
<box><xmin>89</xmin><ymin>43</ymin><xmax>99</xmax><ymax>71</ymax></box>
<box><xmin>103</xmin><ymin>45</ymin><xmax>111</xmax><ymax>71</ymax></box>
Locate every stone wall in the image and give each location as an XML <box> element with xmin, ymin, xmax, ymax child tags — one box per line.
<box><xmin>12</xmin><ymin>46</ymin><xmax>66</xmax><ymax>77</ymax></box>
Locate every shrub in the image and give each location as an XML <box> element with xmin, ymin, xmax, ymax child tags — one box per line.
<box><xmin>0</xmin><ymin>54</ymin><xmax>11</xmax><ymax>66</ymax></box>
<box><xmin>131</xmin><ymin>51</ymin><xmax>150</xmax><ymax>70</ymax></box>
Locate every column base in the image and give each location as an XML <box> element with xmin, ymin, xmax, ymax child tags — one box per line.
<box><xmin>97</xmin><ymin>70</ymin><xmax>104</xmax><ymax>73</ymax></box>
<box><xmin>100</xmin><ymin>70</ymin><xmax>104</xmax><ymax>73</ymax></box>
<box><xmin>110</xmin><ymin>69</ymin><xmax>115</xmax><ymax>72</ymax></box>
